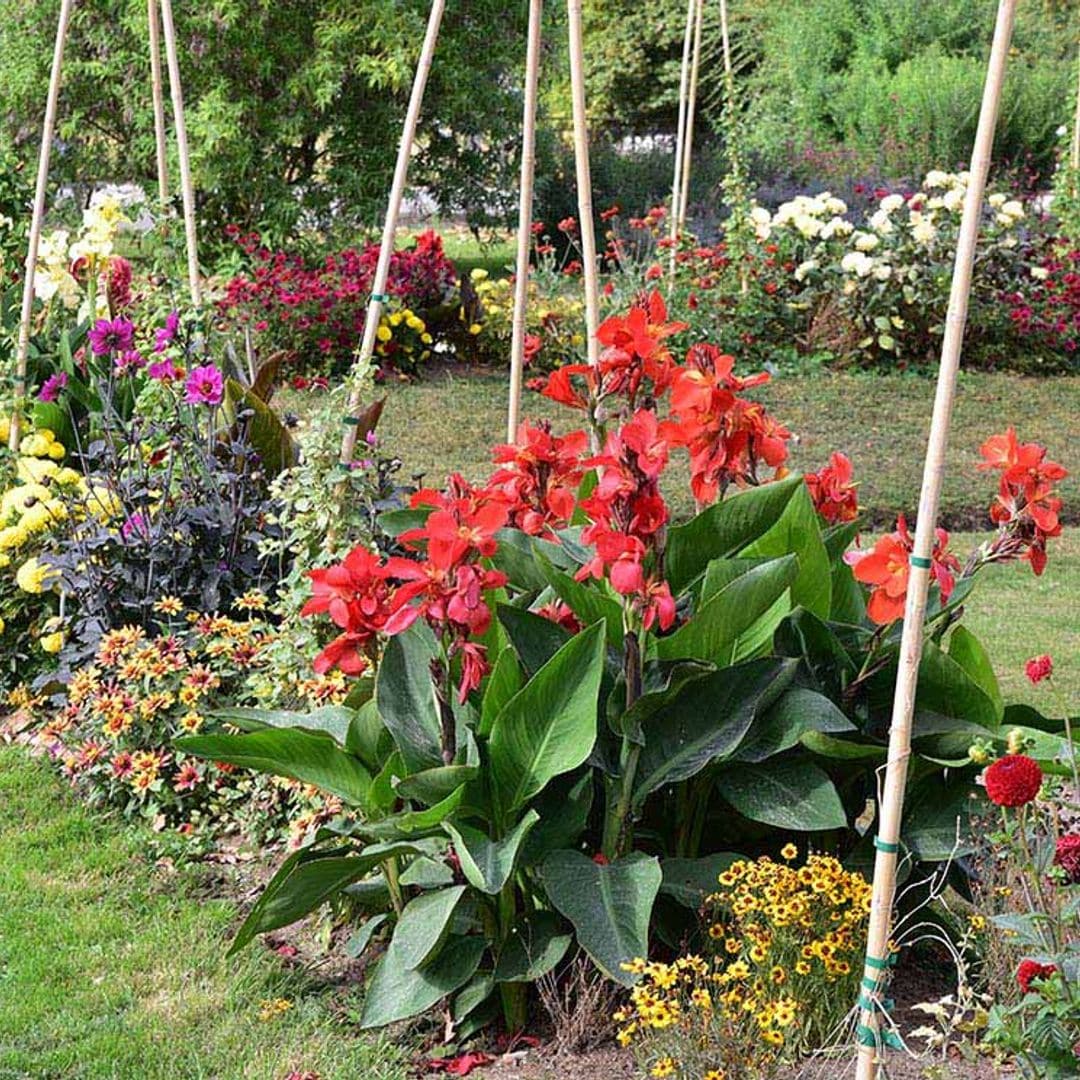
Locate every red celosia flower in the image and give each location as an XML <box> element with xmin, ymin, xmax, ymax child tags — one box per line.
<box><xmin>1017</xmin><ymin>959</ymin><xmax>1057</xmax><ymax>994</ymax></box>
<box><xmin>1025</xmin><ymin>654</ymin><xmax>1053</xmax><ymax>684</ymax></box>
<box><xmin>984</xmin><ymin>754</ymin><xmax>1043</xmax><ymax>808</ymax></box>
<box><xmin>805</xmin><ymin>452</ymin><xmax>859</xmax><ymax>524</ymax></box>
<box><xmin>1054</xmin><ymin>834</ymin><xmax>1080</xmax><ymax>884</ymax></box>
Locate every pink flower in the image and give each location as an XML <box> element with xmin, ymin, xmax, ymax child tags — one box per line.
<box><xmin>154</xmin><ymin>310</ymin><xmax>180</xmax><ymax>352</ymax></box>
<box><xmin>38</xmin><ymin>372</ymin><xmax>68</xmax><ymax>401</ymax></box>
<box><xmin>147</xmin><ymin>359</ymin><xmax>184</xmax><ymax>383</ymax></box>
<box><xmin>184</xmin><ymin>364</ymin><xmax>224</xmax><ymax>406</ymax></box>
<box><xmin>88</xmin><ymin>317</ymin><xmax>135</xmax><ymax>356</ymax></box>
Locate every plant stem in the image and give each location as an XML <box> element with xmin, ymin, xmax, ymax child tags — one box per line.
<box><xmin>602</xmin><ymin>629</ymin><xmax>644</xmax><ymax>859</ymax></box>
<box><xmin>383</xmin><ymin>856</ymin><xmax>404</xmax><ymax>918</ymax></box>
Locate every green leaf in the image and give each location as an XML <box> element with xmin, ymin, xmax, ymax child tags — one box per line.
<box><xmin>230</xmin><ymin>842</ymin><xmax>417</xmax><ymax>953</ymax></box>
<box><xmin>478</xmin><ymin>645</ymin><xmax>523</xmax><ymax>739</ymax></box>
<box><xmin>520</xmin><ymin>772</ymin><xmax>594</xmax><ymax>866</ymax></box>
<box><xmin>488</xmin><ymin>622</ymin><xmax>605</xmax><ymax>817</ymax></box>
<box><xmin>917</xmin><ymin>640</ymin><xmax>1000</xmax><ymax>730</ymax></box>
<box><xmin>734</xmin><ymin>687</ymin><xmax>855</xmax><ymax>762</ymax></box>
<box><xmin>666</xmin><ymin>476</ymin><xmax>804</xmax><ymax>595</ymax></box>
<box><xmin>224</xmin><ymin>377</ymin><xmax>296</xmax><ymax>476</ymax></box>
<box><xmin>800</xmin><ymin>732</ymin><xmax>886</xmax><ymax>760</ymax></box>
<box><xmin>739</xmin><ymin>481</ymin><xmax>831</xmax><ymax>618</ymax></box>
<box><xmin>392</xmin><ymin>885</ymin><xmax>468</xmax><ymax>970</ymax></box>
<box><xmin>376</xmin><ymin>620</ymin><xmax>444</xmax><ymax>772</ymax></box>
<box><xmin>540</xmin><ymin>565</ymin><xmax>625</xmax><ymax>649</ymax></box>
<box><xmin>715</xmin><ymin>759</ymin><xmax>847</xmax><ymax>831</ymax></box>
<box><xmin>394</xmin><ymin>765</ymin><xmax>479</xmax><ymax>807</ymax></box>
<box><xmin>490</xmin><ymin>528</ymin><xmax>578</xmax><ymax>592</ymax></box>
<box><xmin>613</xmin><ymin>661</ymin><xmax>714</xmax><ymax>746</ymax></box>
<box><xmin>176</xmin><ymin>727</ymin><xmax>373</xmax><ymax>807</ymax></box>
<box><xmin>376</xmin><ymin>507</ymin><xmax>431</xmax><ymax>538</ymax></box>
<box><xmin>345</xmin><ymin>914</ymin><xmax>389</xmax><ymax>959</ymax></box>
<box><xmin>494</xmin><ymin>912</ymin><xmax>572</xmax><ymax>983</ymax></box>
<box><xmin>443</xmin><ymin>810</ymin><xmax>539</xmax><ymax>895</ymax></box>
<box><xmin>359</xmin><ymin>934</ymin><xmax>486</xmax><ymax>1028</ymax></box>
<box><xmin>633</xmin><ymin>659</ymin><xmax>797</xmax><ymax>808</ymax></box>
<box><xmin>210</xmin><ymin>704</ymin><xmax>355</xmax><ymax>745</ymax></box>
<box><xmin>348</xmin><ymin>784</ymin><xmax>469</xmax><ymax>842</ymax></box>
<box><xmin>660</xmin><ymin>854</ymin><xmax>741</xmax><ymax>908</ymax></box>
<box><xmin>947</xmin><ymin>626</ymin><xmax>1004</xmax><ymax>725</ymax></box>
<box><xmin>655</xmin><ymin>555</ymin><xmax>798</xmax><ymax>665</ymax></box>
<box><xmin>541</xmin><ymin>850</ymin><xmax>661</xmax><ymax>984</ymax></box>
<box><xmin>902</xmin><ymin>777</ymin><xmax>976</xmax><ymax>860</ymax></box>
<box><xmin>497</xmin><ymin>604</ymin><xmax>572</xmax><ymax>677</ymax></box>
<box><xmin>454</xmin><ymin>974</ymin><xmax>496</xmax><ymax>1021</ymax></box>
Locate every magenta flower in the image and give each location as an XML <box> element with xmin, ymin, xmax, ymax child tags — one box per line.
<box><xmin>88</xmin><ymin>316</ymin><xmax>135</xmax><ymax>356</ymax></box>
<box><xmin>154</xmin><ymin>310</ymin><xmax>180</xmax><ymax>353</ymax></box>
<box><xmin>121</xmin><ymin>512</ymin><xmax>150</xmax><ymax>541</ymax></box>
<box><xmin>38</xmin><ymin>372</ymin><xmax>68</xmax><ymax>402</ymax></box>
<box><xmin>114</xmin><ymin>350</ymin><xmax>146</xmax><ymax>376</ymax></box>
<box><xmin>147</xmin><ymin>359</ymin><xmax>183</xmax><ymax>383</ymax></box>
<box><xmin>184</xmin><ymin>364</ymin><xmax>224</xmax><ymax>406</ymax></box>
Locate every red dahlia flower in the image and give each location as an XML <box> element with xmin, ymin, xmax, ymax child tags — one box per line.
<box><xmin>1017</xmin><ymin>959</ymin><xmax>1057</xmax><ymax>994</ymax></box>
<box><xmin>1025</xmin><ymin>654</ymin><xmax>1053</xmax><ymax>685</ymax></box>
<box><xmin>1054</xmin><ymin>834</ymin><xmax>1080</xmax><ymax>884</ymax></box>
<box><xmin>983</xmin><ymin>754</ymin><xmax>1043</xmax><ymax>808</ymax></box>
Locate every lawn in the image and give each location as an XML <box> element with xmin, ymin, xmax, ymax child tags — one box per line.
<box><xmin>0</xmin><ymin>747</ymin><xmax>408</xmax><ymax>1080</ymax></box>
<box><xmin>364</xmin><ymin>367</ymin><xmax>1080</xmax><ymax>527</ymax></box>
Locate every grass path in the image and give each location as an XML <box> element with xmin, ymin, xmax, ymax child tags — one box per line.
<box><xmin>0</xmin><ymin>748</ymin><xmax>407</xmax><ymax>1080</ymax></box>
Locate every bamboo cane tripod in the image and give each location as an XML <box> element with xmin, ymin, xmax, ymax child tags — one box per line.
<box><xmin>853</xmin><ymin>2</ymin><xmax>1017</xmax><ymax>1076</ymax></box>
<box><xmin>6</xmin><ymin>0</ymin><xmax>201</xmax><ymax>451</ymax></box>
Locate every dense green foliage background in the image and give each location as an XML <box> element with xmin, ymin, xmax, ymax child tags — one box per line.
<box><xmin>0</xmin><ymin>0</ymin><xmax>1076</xmax><ymax>242</ymax></box>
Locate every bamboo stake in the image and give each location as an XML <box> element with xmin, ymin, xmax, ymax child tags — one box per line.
<box><xmin>853</xmin><ymin>3</ymin><xmax>1017</xmax><ymax>1077</ymax></box>
<box><xmin>566</xmin><ymin>0</ymin><xmax>600</xmax><ymax>371</ymax></box>
<box><xmin>507</xmin><ymin>0</ymin><xmax>544</xmax><ymax>443</ymax></box>
<box><xmin>677</xmin><ymin>0</ymin><xmax>704</xmax><ymax>232</ymax></box>
<box><xmin>148</xmin><ymin>0</ymin><xmax>169</xmax><ymax>204</ymax></box>
<box><xmin>158</xmin><ymin>0</ymin><xmax>201</xmax><ymax>308</ymax></box>
<box><xmin>8</xmin><ymin>0</ymin><xmax>73</xmax><ymax>452</ymax></box>
<box><xmin>1071</xmin><ymin>40</ymin><xmax>1079</xmax><ymax>176</ymax></box>
<box><xmin>668</xmin><ymin>0</ymin><xmax>695</xmax><ymax>281</ymax></box>
<box><xmin>333</xmin><ymin>0</ymin><xmax>445</xmax><ymax>512</ymax></box>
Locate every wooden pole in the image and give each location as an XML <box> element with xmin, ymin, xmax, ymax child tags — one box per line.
<box><xmin>566</xmin><ymin>0</ymin><xmax>600</xmax><ymax>371</ymax></box>
<box><xmin>334</xmin><ymin>0</ymin><xmax>445</xmax><ymax>497</ymax></box>
<box><xmin>668</xmin><ymin>0</ymin><xmax>695</xmax><ymax>280</ymax></box>
<box><xmin>158</xmin><ymin>0</ymin><xmax>201</xmax><ymax>307</ymax></box>
<box><xmin>719</xmin><ymin>0</ymin><xmax>734</xmax><ymax>99</ymax></box>
<box><xmin>8</xmin><ymin>0</ymin><xmax>74</xmax><ymax>452</ymax></box>
<box><xmin>507</xmin><ymin>0</ymin><xmax>544</xmax><ymax>443</ymax></box>
<box><xmin>1071</xmin><ymin>40</ymin><xmax>1080</xmax><ymax>175</ymax></box>
<box><xmin>678</xmin><ymin>0</ymin><xmax>704</xmax><ymax>232</ymax></box>
<box><xmin>853</xmin><ymin>3</ymin><xmax>1016</xmax><ymax>1077</ymax></box>
<box><xmin>148</xmin><ymin>0</ymin><xmax>169</xmax><ymax>204</ymax></box>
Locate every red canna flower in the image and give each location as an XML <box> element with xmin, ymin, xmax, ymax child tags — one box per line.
<box><xmin>983</xmin><ymin>754</ymin><xmax>1043</xmax><ymax>808</ymax></box>
<box><xmin>536</xmin><ymin>600</ymin><xmax>583</xmax><ymax>633</ymax></box>
<box><xmin>805</xmin><ymin>452</ymin><xmax>859</xmax><ymax>524</ymax></box>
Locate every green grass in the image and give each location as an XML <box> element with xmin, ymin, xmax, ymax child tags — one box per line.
<box><xmin>0</xmin><ymin>749</ymin><xmax>408</xmax><ymax>1080</ymax></box>
<box><xmin>366</xmin><ymin>368</ymin><xmax>1080</xmax><ymax>526</ymax></box>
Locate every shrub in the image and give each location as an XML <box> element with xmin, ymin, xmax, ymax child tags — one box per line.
<box><xmin>218</xmin><ymin>229</ymin><xmax>457</xmax><ymax>376</ymax></box>
<box><xmin>176</xmin><ymin>292</ymin><xmax>1067</xmax><ymax>1039</ymax></box>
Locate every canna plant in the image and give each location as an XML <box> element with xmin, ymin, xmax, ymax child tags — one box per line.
<box><xmin>178</xmin><ymin>292</ymin><xmax>1070</xmax><ymax>1035</ymax></box>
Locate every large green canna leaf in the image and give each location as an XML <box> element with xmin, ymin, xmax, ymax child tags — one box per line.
<box><xmin>520</xmin><ymin>772</ymin><xmax>594</xmax><ymax>866</ymax></box>
<box><xmin>176</xmin><ymin>727</ymin><xmax>373</xmax><ymax>807</ymax></box>
<box><xmin>665</xmin><ymin>476</ymin><xmax>805</xmax><ymax>595</ymax></box>
<box><xmin>490</xmin><ymin>527</ymin><xmax>578</xmax><ymax>592</ymax></box>
<box><xmin>733</xmin><ymin>687</ymin><xmax>855</xmax><ymax>763</ymax></box>
<box><xmin>497</xmin><ymin>603</ymin><xmax>572</xmax><ymax>677</ymax></box>
<box><xmin>394</xmin><ymin>765</ymin><xmax>479</xmax><ymax>806</ymax></box>
<box><xmin>539</xmin><ymin>564</ymin><xmax>626</xmax><ymax>649</ymax></box>
<box><xmin>714</xmin><ymin>759</ymin><xmax>847</xmax><ymax>831</ymax></box>
<box><xmin>229</xmin><ymin>841</ymin><xmax>418</xmax><ymax>953</ymax></box>
<box><xmin>360</xmin><ymin>933</ymin><xmax>486</xmax><ymax>1028</ymax></box>
<box><xmin>947</xmin><ymin>626</ymin><xmax>1004</xmax><ymax>725</ymax></box>
<box><xmin>478</xmin><ymin>645</ymin><xmax>523</xmax><ymax>738</ymax></box>
<box><xmin>393</xmin><ymin>885</ymin><xmax>469</xmax><ymax>970</ymax></box>
<box><xmin>210</xmin><ymin>704</ymin><xmax>355</xmax><ymax>745</ymax></box>
<box><xmin>632</xmin><ymin>658</ymin><xmax>797</xmax><ymax>808</ymax></box>
<box><xmin>660</xmin><ymin>854</ymin><xmax>741</xmax><ymax>908</ymax></box>
<box><xmin>494</xmin><ymin>912</ymin><xmax>572</xmax><ymax>983</ymax></box>
<box><xmin>376</xmin><ymin>620</ymin><xmax>445</xmax><ymax>772</ymax></box>
<box><xmin>223</xmin><ymin>377</ymin><xmax>296</xmax><ymax>476</ymax></box>
<box><xmin>541</xmin><ymin>850</ymin><xmax>661</xmax><ymax>985</ymax></box>
<box><xmin>902</xmin><ymin>776</ymin><xmax>976</xmax><ymax>860</ymax></box>
<box><xmin>740</xmin><ymin>481</ymin><xmax>831</xmax><ymax>619</ymax></box>
<box><xmin>443</xmin><ymin>810</ymin><xmax>539</xmax><ymax>894</ymax></box>
<box><xmin>916</xmin><ymin>639</ymin><xmax>1000</xmax><ymax>730</ymax></box>
<box><xmin>488</xmin><ymin>622</ymin><xmax>605</xmax><ymax>817</ymax></box>
<box><xmin>655</xmin><ymin>555</ymin><xmax>798</xmax><ymax>665</ymax></box>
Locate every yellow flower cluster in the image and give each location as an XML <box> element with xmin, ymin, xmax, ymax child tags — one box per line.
<box><xmin>616</xmin><ymin>849</ymin><xmax>873</xmax><ymax>1080</ymax></box>
<box><xmin>375</xmin><ymin>306</ymin><xmax>433</xmax><ymax>366</ymax></box>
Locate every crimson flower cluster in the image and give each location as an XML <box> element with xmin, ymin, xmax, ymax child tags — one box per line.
<box><xmin>1004</xmin><ymin>248</ymin><xmax>1080</xmax><ymax>358</ymax></box>
<box><xmin>219</xmin><ymin>228</ymin><xmax>456</xmax><ymax>371</ymax></box>
<box><xmin>978</xmin><ymin>428</ymin><xmax>1068</xmax><ymax>575</ymax></box>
